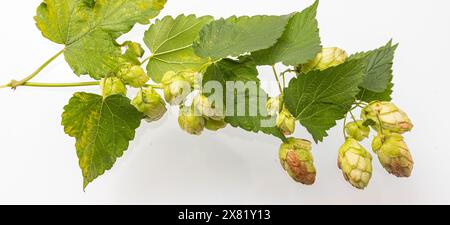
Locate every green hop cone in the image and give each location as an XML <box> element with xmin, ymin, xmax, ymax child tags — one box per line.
<box><xmin>204</xmin><ymin>118</ymin><xmax>227</xmax><ymax>131</ymax></box>
<box><xmin>301</xmin><ymin>47</ymin><xmax>348</xmax><ymax>73</ymax></box>
<box><xmin>179</xmin><ymin>71</ymin><xmax>203</xmax><ymax>89</ymax></box>
<box><xmin>345</xmin><ymin>120</ymin><xmax>370</xmax><ymax>141</ymax></box>
<box><xmin>100</xmin><ymin>77</ymin><xmax>127</xmax><ymax>98</ymax></box>
<box><xmin>266</xmin><ymin>96</ymin><xmax>281</xmax><ymax>116</ymax></box>
<box><xmin>372</xmin><ymin>132</ymin><xmax>414</xmax><ymax>177</ymax></box>
<box><xmin>279</xmin><ymin>138</ymin><xmax>316</xmax><ymax>185</ymax></box>
<box><xmin>276</xmin><ymin>107</ymin><xmax>296</xmax><ymax>136</ymax></box>
<box><xmin>121</xmin><ymin>41</ymin><xmax>145</xmax><ymax>65</ymax></box>
<box><xmin>361</xmin><ymin>101</ymin><xmax>413</xmax><ymax>134</ymax></box>
<box><xmin>178</xmin><ymin>106</ymin><xmax>205</xmax><ymax>135</ymax></box>
<box><xmin>131</xmin><ymin>87</ymin><xmax>167</xmax><ymax>122</ymax></box>
<box><xmin>193</xmin><ymin>94</ymin><xmax>224</xmax><ymax>121</ymax></box>
<box><xmin>118</xmin><ymin>63</ymin><xmax>149</xmax><ymax>88</ymax></box>
<box><xmin>161</xmin><ymin>71</ymin><xmax>192</xmax><ymax>105</ymax></box>
<box><xmin>338</xmin><ymin>138</ymin><xmax>373</xmax><ymax>189</ymax></box>
<box><xmin>122</xmin><ymin>41</ymin><xmax>145</xmax><ymax>58</ymax></box>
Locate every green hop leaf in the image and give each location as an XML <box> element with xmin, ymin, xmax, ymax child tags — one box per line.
<box><xmin>62</xmin><ymin>92</ymin><xmax>143</xmax><ymax>189</ymax></box>
<box><xmin>35</xmin><ymin>0</ymin><xmax>167</xmax><ymax>79</ymax></box>
<box><xmin>284</xmin><ymin>59</ymin><xmax>365</xmax><ymax>142</ymax></box>
<box><xmin>144</xmin><ymin>14</ymin><xmax>214</xmax><ymax>83</ymax></box>
<box><xmin>252</xmin><ymin>0</ymin><xmax>321</xmax><ymax>66</ymax></box>
<box><xmin>357</xmin><ymin>83</ymin><xmax>394</xmax><ymax>102</ymax></box>
<box><xmin>349</xmin><ymin>40</ymin><xmax>398</xmax><ymax>100</ymax></box>
<box><xmin>203</xmin><ymin>56</ymin><xmax>286</xmax><ymax>141</ymax></box>
<box><xmin>193</xmin><ymin>15</ymin><xmax>290</xmax><ymax>60</ymax></box>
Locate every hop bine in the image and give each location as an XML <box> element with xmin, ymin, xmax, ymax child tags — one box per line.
<box><xmin>372</xmin><ymin>132</ymin><xmax>414</xmax><ymax>177</ymax></box>
<box><xmin>131</xmin><ymin>87</ymin><xmax>167</xmax><ymax>122</ymax></box>
<box><xmin>301</xmin><ymin>47</ymin><xmax>348</xmax><ymax>73</ymax></box>
<box><xmin>178</xmin><ymin>106</ymin><xmax>206</xmax><ymax>135</ymax></box>
<box><xmin>161</xmin><ymin>71</ymin><xmax>192</xmax><ymax>105</ymax></box>
<box><xmin>279</xmin><ymin>138</ymin><xmax>316</xmax><ymax>185</ymax></box>
<box><xmin>338</xmin><ymin>138</ymin><xmax>373</xmax><ymax>189</ymax></box>
<box><xmin>100</xmin><ymin>77</ymin><xmax>126</xmax><ymax>97</ymax></box>
<box><xmin>345</xmin><ymin>120</ymin><xmax>370</xmax><ymax>141</ymax></box>
<box><xmin>361</xmin><ymin>101</ymin><xmax>413</xmax><ymax>134</ymax></box>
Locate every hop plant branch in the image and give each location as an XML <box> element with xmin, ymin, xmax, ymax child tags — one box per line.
<box><xmin>0</xmin><ymin>0</ymin><xmax>413</xmax><ymax>190</ymax></box>
<box><xmin>17</xmin><ymin>81</ymin><xmax>100</xmax><ymax>88</ymax></box>
<box><xmin>271</xmin><ymin>65</ymin><xmax>283</xmax><ymax>94</ymax></box>
<box><xmin>1</xmin><ymin>49</ymin><xmax>64</xmax><ymax>89</ymax></box>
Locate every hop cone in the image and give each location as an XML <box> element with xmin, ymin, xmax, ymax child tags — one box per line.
<box><xmin>100</xmin><ymin>77</ymin><xmax>126</xmax><ymax>97</ymax></box>
<box><xmin>178</xmin><ymin>106</ymin><xmax>205</xmax><ymax>135</ymax></box>
<box><xmin>301</xmin><ymin>47</ymin><xmax>348</xmax><ymax>73</ymax></box>
<box><xmin>131</xmin><ymin>87</ymin><xmax>167</xmax><ymax>122</ymax></box>
<box><xmin>161</xmin><ymin>71</ymin><xmax>192</xmax><ymax>105</ymax></box>
<box><xmin>118</xmin><ymin>63</ymin><xmax>149</xmax><ymax>88</ymax></box>
<box><xmin>345</xmin><ymin>120</ymin><xmax>370</xmax><ymax>141</ymax></box>
<box><xmin>372</xmin><ymin>132</ymin><xmax>414</xmax><ymax>177</ymax></box>
<box><xmin>361</xmin><ymin>101</ymin><xmax>413</xmax><ymax>134</ymax></box>
<box><xmin>338</xmin><ymin>138</ymin><xmax>373</xmax><ymax>189</ymax></box>
<box><xmin>279</xmin><ymin>138</ymin><xmax>316</xmax><ymax>185</ymax></box>
<box><xmin>276</xmin><ymin>107</ymin><xmax>296</xmax><ymax>136</ymax></box>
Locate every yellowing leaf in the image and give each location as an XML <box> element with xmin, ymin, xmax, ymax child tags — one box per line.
<box><xmin>62</xmin><ymin>92</ymin><xmax>142</xmax><ymax>189</ymax></box>
<box><xmin>35</xmin><ymin>0</ymin><xmax>167</xmax><ymax>79</ymax></box>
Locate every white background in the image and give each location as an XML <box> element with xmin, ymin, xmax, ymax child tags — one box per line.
<box><xmin>0</xmin><ymin>0</ymin><xmax>449</xmax><ymax>204</ymax></box>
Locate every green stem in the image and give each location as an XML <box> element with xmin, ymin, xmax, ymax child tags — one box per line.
<box><xmin>343</xmin><ymin>113</ymin><xmax>348</xmax><ymax>139</ymax></box>
<box><xmin>141</xmin><ymin>56</ymin><xmax>151</xmax><ymax>65</ymax></box>
<box><xmin>349</xmin><ymin>110</ymin><xmax>358</xmax><ymax>122</ymax></box>
<box><xmin>18</xmin><ymin>81</ymin><xmax>100</xmax><ymax>88</ymax></box>
<box><xmin>144</xmin><ymin>84</ymin><xmax>163</xmax><ymax>89</ymax></box>
<box><xmin>5</xmin><ymin>49</ymin><xmax>65</xmax><ymax>89</ymax></box>
<box><xmin>271</xmin><ymin>65</ymin><xmax>283</xmax><ymax>94</ymax></box>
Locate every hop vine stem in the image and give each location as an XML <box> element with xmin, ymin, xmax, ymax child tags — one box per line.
<box><xmin>18</xmin><ymin>82</ymin><xmax>100</xmax><ymax>88</ymax></box>
<box><xmin>1</xmin><ymin>49</ymin><xmax>65</xmax><ymax>89</ymax></box>
<box><xmin>271</xmin><ymin>65</ymin><xmax>283</xmax><ymax>94</ymax></box>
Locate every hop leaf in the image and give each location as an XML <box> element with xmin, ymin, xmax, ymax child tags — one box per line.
<box><xmin>35</xmin><ymin>0</ymin><xmax>166</xmax><ymax>79</ymax></box>
<box><xmin>144</xmin><ymin>14</ymin><xmax>214</xmax><ymax>83</ymax></box>
<box><xmin>62</xmin><ymin>93</ymin><xmax>142</xmax><ymax>189</ymax></box>
<box><xmin>194</xmin><ymin>15</ymin><xmax>290</xmax><ymax>60</ymax></box>
<box><xmin>284</xmin><ymin>59</ymin><xmax>365</xmax><ymax>142</ymax></box>
<box><xmin>252</xmin><ymin>0</ymin><xmax>321</xmax><ymax>66</ymax></box>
